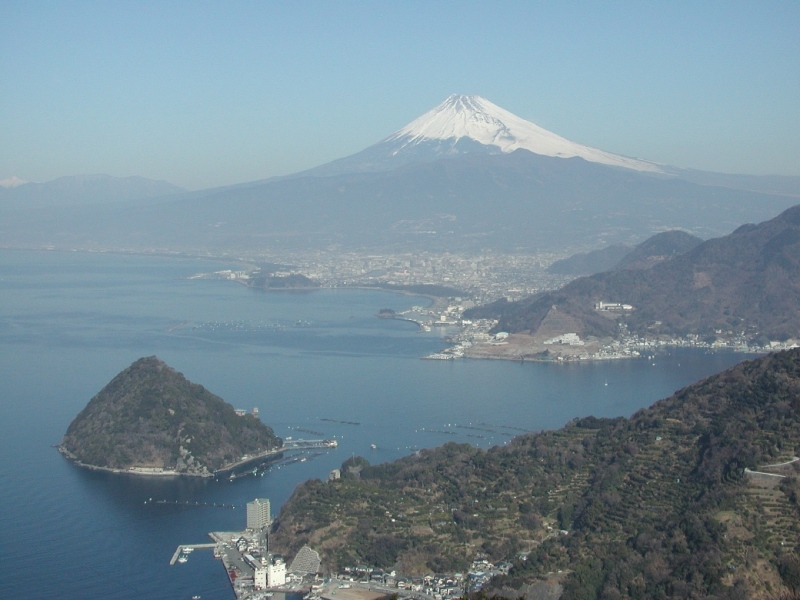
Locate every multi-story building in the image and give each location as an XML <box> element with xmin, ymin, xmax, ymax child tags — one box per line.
<box><xmin>253</xmin><ymin>556</ymin><xmax>286</xmax><ymax>590</ymax></box>
<box><xmin>247</xmin><ymin>497</ymin><xmax>271</xmax><ymax>530</ymax></box>
<box><xmin>268</xmin><ymin>557</ymin><xmax>286</xmax><ymax>586</ymax></box>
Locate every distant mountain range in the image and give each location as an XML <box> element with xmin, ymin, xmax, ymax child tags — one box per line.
<box><xmin>3</xmin><ymin>95</ymin><xmax>799</xmax><ymax>252</ymax></box>
<box><xmin>0</xmin><ymin>174</ymin><xmax>184</xmax><ymax>209</ymax></box>
<box><xmin>467</xmin><ymin>204</ymin><xmax>800</xmax><ymax>341</ymax></box>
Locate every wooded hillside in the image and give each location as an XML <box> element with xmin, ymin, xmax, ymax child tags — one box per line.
<box><xmin>272</xmin><ymin>350</ymin><xmax>800</xmax><ymax>598</ymax></box>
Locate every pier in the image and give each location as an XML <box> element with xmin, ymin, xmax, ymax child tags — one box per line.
<box><xmin>149</xmin><ymin>499</ymin><xmax>240</xmax><ymax>509</ymax></box>
<box><xmin>213</xmin><ymin>439</ymin><xmax>337</xmax><ymax>478</ymax></box>
<box><xmin>169</xmin><ymin>543</ymin><xmax>216</xmax><ymax>565</ymax></box>
<box><xmin>283</xmin><ymin>439</ymin><xmax>338</xmax><ymax>450</ymax></box>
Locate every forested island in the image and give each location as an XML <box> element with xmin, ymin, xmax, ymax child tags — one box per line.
<box><xmin>271</xmin><ymin>349</ymin><xmax>800</xmax><ymax>599</ymax></box>
<box><xmin>59</xmin><ymin>357</ymin><xmax>282</xmax><ymax>476</ymax></box>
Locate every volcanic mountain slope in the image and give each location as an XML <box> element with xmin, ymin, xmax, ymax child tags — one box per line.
<box><xmin>271</xmin><ymin>349</ymin><xmax>800</xmax><ymax>598</ymax></box>
<box><xmin>4</xmin><ymin>95</ymin><xmax>799</xmax><ymax>253</ymax></box>
<box><xmin>60</xmin><ymin>357</ymin><xmax>281</xmax><ymax>475</ymax></box>
<box><xmin>467</xmin><ymin>204</ymin><xmax>800</xmax><ymax>341</ymax></box>
<box><xmin>298</xmin><ymin>94</ymin><xmax>663</xmax><ymax>178</ymax></box>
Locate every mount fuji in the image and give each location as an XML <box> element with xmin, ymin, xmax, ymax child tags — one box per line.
<box><xmin>390</xmin><ymin>94</ymin><xmax>663</xmax><ymax>170</ymax></box>
<box><xmin>291</xmin><ymin>94</ymin><xmax>664</xmax><ymax>179</ymax></box>
<box><xmin>4</xmin><ymin>95</ymin><xmax>799</xmax><ymax>253</ymax></box>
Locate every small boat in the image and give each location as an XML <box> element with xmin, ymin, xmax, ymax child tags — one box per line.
<box><xmin>370</xmin><ymin>444</ymin><xmax>377</xmax><ymax>449</ymax></box>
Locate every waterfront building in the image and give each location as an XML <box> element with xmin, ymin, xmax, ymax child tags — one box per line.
<box><xmin>247</xmin><ymin>498</ymin><xmax>271</xmax><ymax>530</ymax></box>
<box><xmin>254</xmin><ymin>565</ymin><xmax>268</xmax><ymax>590</ymax></box>
<box><xmin>253</xmin><ymin>556</ymin><xmax>285</xmax><ymax>590</ymax></box>
<box><xmin>268</xmin><ymin>557</ymin><xmax>286</xmax><ymax>586</ymax></box>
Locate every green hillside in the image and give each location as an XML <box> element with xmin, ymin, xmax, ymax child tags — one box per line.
<box><xmin>271</xmin><ymin>350</ymin><xmax>800</xmax><ymax>598</ymax></box>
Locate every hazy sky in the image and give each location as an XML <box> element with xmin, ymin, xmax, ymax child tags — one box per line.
<box><xmin>2</xmin><ymin>1</ymin><xmax>798</xmax><ymax>190</ymax></box>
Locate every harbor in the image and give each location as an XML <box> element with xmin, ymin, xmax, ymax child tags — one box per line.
<box><xmin>207</xmin><ymin>439</ymin><xmax>338</xmax><ymax>482</ymax></box>
<box><xmin>169</xmin><ymin>543</ymin><xmax>216</xmax><ymax>566</ymax></box>
<box><xmin>172</xmin><ymin>498</ymin><xmax>317</xmax><ymax>600</ymax></box>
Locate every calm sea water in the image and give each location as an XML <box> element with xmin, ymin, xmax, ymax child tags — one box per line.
<box><xmin>0</xmin><ymin>250</ymin><xmax>753</xmax><ymax>600</ymax></box>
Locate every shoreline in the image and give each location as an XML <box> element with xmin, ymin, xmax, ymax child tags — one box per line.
<box><xmin>57</xmin><ymin>444</ymin><xmax>285</xmax><ymax>479</ymax></box>
<box><xmin>13</xmin><ymin>247</ymin><xmax>783</xmax><ymax>363</ymax></box>
<box><xmin>384</xmin><ymin>314</ymin><xmax>431</xmax><ymax>331</ymax></box>
<box><xmin>463</xmin><ymin>341</ymin><xmax>769</xmax><ymax>364</ymax></box>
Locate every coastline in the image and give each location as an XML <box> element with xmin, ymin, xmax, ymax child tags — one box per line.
<box><xmin>57</xmin><ymin>444</ymin><xmax>285</xmax><ymax>479</ymax></box>
<box><xmin>449</xmin><ymin>331</ymin><xmax>775</xmax><ymax>364</ymax></box>
<box><xmin>384</xmin><ymin>313</ymin><xmax>431</xmax><ymax>331</ymax></box>
<box><xmin>16</xmin><ymin>248</ymin><xmax>781</xmax><ymax>363</ymax></box>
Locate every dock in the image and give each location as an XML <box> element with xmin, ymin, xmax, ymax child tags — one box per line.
<box><xmin>212</xmin><ymin>439</ymin><xmax>337</xmax><ymax>478</ymax></box>
<box><xmin>169</xmin><ymin>543</ymin><xmax>216</xmax><ymax>565</ymax></box>
<box><xmin>283</xmin><ymin>439</ymin><xmax>338</xmax><ymax>449</ymax></box>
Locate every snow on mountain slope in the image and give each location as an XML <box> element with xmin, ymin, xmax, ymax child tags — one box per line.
<box><xmin>384</xmin><ymin>94</ymin><xmax>664</xmax><ymax>173</ymax></box>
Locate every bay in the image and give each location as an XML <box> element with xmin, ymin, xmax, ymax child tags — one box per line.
<box><xmin>0</xmin><ymin>250</ymin><xmax>753</xmax><ymax>600</ymax></box>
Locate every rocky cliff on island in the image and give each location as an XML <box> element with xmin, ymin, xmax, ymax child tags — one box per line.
<box><xmin>60</xmin><ymin>356</ymin><xmax>281</xmax><ymax>476</ymax></box>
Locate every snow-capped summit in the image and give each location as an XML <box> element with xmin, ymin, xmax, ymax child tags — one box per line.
<box><xmin>384</xmin><ymin>94</ymin><xmax>663</xmax><ymax>173</ymax></box>
<box><xmin>292</xmin><ymin>94</ymin><xmax>664</xmax><ymax>179</ymax></box>
<box><xmin>0</xmin><ymin>175</ymin><xmax>27</xmax><ymax>188</ymax></box>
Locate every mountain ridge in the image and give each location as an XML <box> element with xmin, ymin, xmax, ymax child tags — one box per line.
<box><xmin>467</xmin><ymin>203</ymin><xmax>800</xmax><ymax>341</ymax></box>
<box><xmin>0</xmin><ymin>174</ymin><xmax>184</xmax><ymax>209</ymax></box>
<box><xmin>5</xmin><ymin>149</ymin><xmax>796</xmax><ymax>254</ymax></box>
<box><xmin>613</xmin><ymin>230</ymin><xmax>704</xmax><ymax>271</ymax></box>
<box><xmin>547</xmin><ymin>244</ymin><xmax>635</xmax><ymax>277</ymax></box>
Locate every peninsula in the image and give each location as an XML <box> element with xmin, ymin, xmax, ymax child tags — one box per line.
<box><xmin>59</xmin><ymin>356</ymin><xmax>282</xmax><ymax>477</ymax></box>
<box><xmin>271</xmin><ymin>348</ymin><xmax>800</xmax><ymax>598</ymax></box>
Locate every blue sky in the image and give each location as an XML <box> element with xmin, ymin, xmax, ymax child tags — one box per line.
<box><xmin>2</xmin><ymin>1</ymin><xmax>798</xmax><ymax>189</ymax></box>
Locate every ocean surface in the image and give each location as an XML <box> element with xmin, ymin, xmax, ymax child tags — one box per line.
<box><xmin>0</xmin><ymin>249</ymin><xmax>755</xmax><ymax>600</ymax></box>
